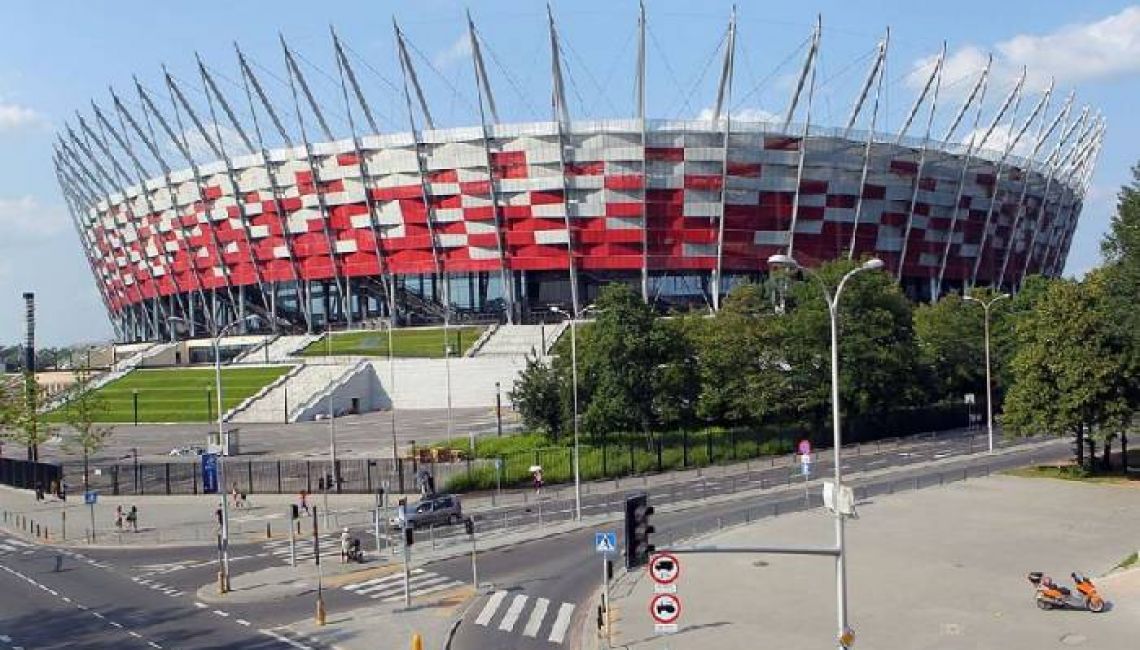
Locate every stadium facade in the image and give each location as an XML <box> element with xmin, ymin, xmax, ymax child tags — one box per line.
<box><xmin>52</xmin><ymin>9</ymin><xmax>1104</xmax><ymax>342</ymax></box>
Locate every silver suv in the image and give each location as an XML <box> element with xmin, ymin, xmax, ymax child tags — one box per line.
<box><xmin>389</xmin><ymin>494</ymin><xmax>463</xmax><ymax>529</ymax></box>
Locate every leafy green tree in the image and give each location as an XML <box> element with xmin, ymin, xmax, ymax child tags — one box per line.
<box><xmin>0</xmin><ymin>375</ymin><xmax>54</xmax><ymax>462</ymax></box>
<box><xmin>650</xmin><ymin>315</ymin><xmax>700</xmax><ymax>430</ymax></box>
<box><xmin>61</xmin><ymin>369</ymin><xmax>115</xmax><ymax>489</ymax></box>
<box><xmin>1002</xmin><ymin>274</ymin><xmax>1133</xmax><ymax>469</ymax></box>
<box><xmin>509</xmin><ymin>351</ymin><xmax>566</xmax><ymax>439</ymax></box>
<box><xmin>777</xmin><ymin>259</ymin><xmax>926</xmax><ymax>436</ymax></box>
<box><xmin>913</xmin><ymin>293</ymin><xmax>985</xmax><ymax>403</ymax></box>
<box><xmin>578</xmin><ymin>283</ymin><xmax>662</xmax><ymax>442</ymax></box>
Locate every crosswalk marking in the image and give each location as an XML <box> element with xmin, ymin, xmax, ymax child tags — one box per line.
<box><xmin>346</xmin><ymin>569</ymin><xmax>423</xmax><ymax>593</ymax></box>
<box><xmin>475</xmin><ymin>590</ymin><xmax>507</xmax><ymax>626</ymax></box>
<box><xmin>498</xmin><ymin>595</ymin><xmax>528</xmax><ymax>632</ymax></box>
<box><xmin>522</xmin><ymin>597</ymin><xmax>550</xmax><ymax>638</ymax></box>
<box><xmin>378</xmin><ymin>578</ymin><xmax>463</xmax><ymax>603</ymax></box>
<box><xmin>341</xmin><ymin>569</ymin><xmax>462</xmax><ymax>602</ymax></box>
<box><xmin>548</xmin><ymin>603</ymin><xmax>575</xmax><ymax>644</ymax></box>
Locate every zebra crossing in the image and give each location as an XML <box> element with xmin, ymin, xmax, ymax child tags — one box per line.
<box><xmin>0</xmin><ymin>536</ymin><xmax>34</xmax><ymax>556</ymax></box>
<box><xmin>261</xmin><ymin>532</ymin><xmax>343</xmax><ymax>565</ymax></box>
<box><xmin>341</xmin><ymin>568</ymin><xmax>464</xmax><ymax>602</ymax></box>
<box><xmin>473</xmin><ymin>590</ymin><xmax>576</xmax><ymax>645</ymax></box>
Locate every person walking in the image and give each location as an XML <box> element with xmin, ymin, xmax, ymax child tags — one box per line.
<box><xmin>340</xmin><ymin>527</ymin><xmax>351</xmax><ymax>564</ymax></box>
<box><xmin>114</xmin><ymin>505</ymin><xmax>124</xmax><ymax>530</ymax></box>
<box><xmin>127</xmin><ymin>505</ymin><xmax>138</xmax><ymax>532</ymax></box>
<box><xmin>232</xmin><ymin>484</ymin><xmax>242</xmax><ymax>509</ymax></box>
<box><xmin>214</xmin><ymin>506</ymin><xmax>223</xmax><ymax>531</ymax></box>
<box><xmin>299</xmin><ymin>489</ymin><xmax>310</xmax><ymax>515</ymax></box>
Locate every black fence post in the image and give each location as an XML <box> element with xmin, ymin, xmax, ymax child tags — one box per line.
<box><xmin>731</xmin><ymin>429</ymin><xmax>737</xmax><ymax>460</ymax></box>
<box><xmin>707</xmin><ymin>430</ymin><xmax>714</xmax><ymax>464</ymax></box>
<box><xmin>306</xmin><ymin>462</ymin><xmax>312</xmax><ymax>493</ymax></box>
<box><xmin>165</xmin><ymin>463</ymin><xmax>171</xmax><ymax>495</ymax></box>
<box><xmin>628</xmin><ymin>442</ymin><xmax>635</xmax><ymax>475</ymax></box>
<box><xmin>602</xmin><ymin>440</ymin><xmax>608</xmax><ymax>477</ymax></box>
<box><xmin>277</xmin><ymin>461</ymin><xmax>283</xmax><ymax>494</ymax></box>
<box><xmin>397</xmin><ymin>458</ymin><xmax>405</xmax><ymax>494</ymax></box>
<box><xmin>683</xmin><ymin>430</ymin><xmax>689</xmax><ymax>468</ymax></box>
<box><xmin>112</xmin><ymin>465</ymin><xmax>120</xmax><ymax>496</ymax></box>
<box><xmin>193</xmin><ymin>461</ymin><xmax>199</xmax><ymax>495</ymax></box>
<box><xmin>656</xmin><ymin>440</ymin><xmax>663</xmax><ymax>473</ymax></box>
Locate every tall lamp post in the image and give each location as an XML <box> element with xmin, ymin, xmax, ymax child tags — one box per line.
<box><xmin>963</xmin><ymin>292</ymin><xmax>1010</xmax><ymax>454</ymax></box>
<box><xmin>169</xmin><ymin>313</ymin><xmax>259</xmax><ymax>594</ymax></box>
<box><xmin>768</xmin><ymin>254</ymin><xmax>884</xmax><ymax>649</ymax></box>
<box><xmin>549</xmin><ymin>304</ymin><xmax>598</xmax><ymax>522</ymax></box>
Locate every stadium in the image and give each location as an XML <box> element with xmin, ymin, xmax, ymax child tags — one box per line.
<box><xmin>52</xmin><ymin>8</ymin><xmax>1103</xmax><ymax>343</ymax></box>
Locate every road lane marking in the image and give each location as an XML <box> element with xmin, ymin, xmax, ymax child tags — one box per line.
<box><xmin>128</xmin><ymin>631</ymin><xmax>141</xmax><ymax>638</ymax></box>
<box><xmin>523</xmin><ymin>597</ymin><xmax>550</xmax><ymax>637</ymax></box>
<box><xmin>194</xmin><ymin>602</ymin><xmax>208</xmax><ymax>609</ymax></box>
<box><xmin>259</xmin><ymin>629</ymin><xmax>312</xmax><ymax>650</ymax></box>
<box><xmin>548</xmin><ymin>603</ymin><xmax>575</xmax><ymax>644</ymax></box>
<box><xmin>109</xmin><ymin>621</ymin><xmax>123</xmax><ymax>628</ymax></box>
<box><xmin>213</xmin><ymin>610</ymin><xmax>230</xmax><ymax>617</ymax></box>
<box><xmin>237</xmin><ymin>619</ymin><xmax>251</xmax><ymax>626</ymax></box>
<box><xmin>498</xmin><ymin>595</ymin><xmax>528</xmax><ymax>632</ymax></box>
<box><xmin>475</xmin><ymin>590</ymin><xmax>507</xmax><ymax>626</ymax></box>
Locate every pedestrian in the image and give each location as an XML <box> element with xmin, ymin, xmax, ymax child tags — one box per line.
<box><xmin>114</xmin><ymin>505</ymin><xmax>124</xmax><ymax>530</ymax></box>
<box><xmin>214</xmin><ymin>506</ymin><xmax>223</xmax><ymax>530</ymax></box>
<box><xmin>533</xmin><ymin>469</ymin><xmax>544</xmax><ymax>495</ymax></box>
<box><xmin>127</xmin><ymin>505</ymin><xmax>138</xmax><ymax>532</ymax></box>
<box><xmin>340</xmin><ymin>527</ymin><xmax>350</xmax><ymax>564</ymax></box>
<box><xmin>35</xmin><ymin>481</ymin><xmax>44</xmax><ymax>501</ymax></box>
<box><xmin>426</xmin><ymin>472</ymin><xmax>436</xmax><ymax>496</ymax></box>
<box><xmin>232</xmin><ymin>483</ymin><xmax>241</xmax><ymax>509</ymax></box>
<box><xmin>239</xmin><ymin>491</ymin><xmax>249</xmax><ymax>509</ymax></box>
<box><xmin>417</xmin><ymin>469</ymin><xmax>432</xmax><ymax>498</ymax></box>
<box><xmin>299</xmin><ymin>489</ymin><xmax>310</xmax><ymax>515</ymax></box>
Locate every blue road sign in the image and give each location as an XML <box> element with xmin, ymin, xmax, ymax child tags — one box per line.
<box><xmin>202</xmin><ymin>453</ymin><xmax>219</xmax><ymax>494</ymax></box>
<box><xmin>595</xmin><ymin>531</ymin><xmax>617</xmax><ymax>554</ymax></box>
<box><xmin>83</xmin><ymin>490</ymin><xmax>97</xmax><ymax>505</ymax></box>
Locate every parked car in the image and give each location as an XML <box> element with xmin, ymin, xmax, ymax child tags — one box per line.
<box><xmin>389</xmin><ymin>494</ymin><xmax>463</xmax><ymax>529</ymax></box>
<box><xmin>168</xmin><ymin>446</ymin><xmax>205</xmax><ymax>457</ymax></box>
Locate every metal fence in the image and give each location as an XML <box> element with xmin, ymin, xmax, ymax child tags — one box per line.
<box><xmin>0</xmin><ymin>457</ymin><xmax>62</xmax><ymax>492</ymax></box>
<box><xmin>58</xmin><ymin>456</ymin><xmax>490</xmax><ymax>497</ymax></box>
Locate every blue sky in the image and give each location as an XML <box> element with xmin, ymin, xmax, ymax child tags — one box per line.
<box><xmin>1</xmin><ymin>0</ymin><xmax>1137</xmax><ymax>345</ymax></box>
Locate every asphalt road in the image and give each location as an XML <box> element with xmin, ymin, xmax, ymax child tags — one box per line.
<box><xmin>2</xmin><ymin>430</ymin><xmax>1066</xmax><ymax>649</ymax></box>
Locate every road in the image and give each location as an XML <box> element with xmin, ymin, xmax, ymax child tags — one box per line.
<box><xmin>1</xmin><ymin>430</ymin><xmax>1065</xmax><ymax>649</ymax></box>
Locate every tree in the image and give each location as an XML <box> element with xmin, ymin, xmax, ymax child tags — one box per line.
<box><xmin>509</xmin><ymin>351</ymin><xmax>566</xmax><ymax>439</ymax></box>
<box><xmin>650</xmin><ymin>315</ymin><xmax>700</xmax><ymax>431</ymax></box>
<box><xmin>913</xmin><ymin>293</ymin><xmax>986</xmax><ymax>403</ymax></box>
<box><xmin>1002</xmin><ymin>274</ymin><xmax>1133</xmax><ymax>469</ymax></box>
<box><xmin>579</xmin><ymin>284</ymin><xmax>663</xmax><ymax>442</ymax></box>
<box><xmin>777</xmin><ymin>259</ymin><xmax>926</xmax><ymax>437</ymax></box>
<box><xmin>61</xmin><ymin>369</ymin><xmax>115</xmax><ymax>489</ymax></box>
<box><xmin>0</xmin><ymin>374</ymin><xmax>54</xmax><ymax>462</ymax></box>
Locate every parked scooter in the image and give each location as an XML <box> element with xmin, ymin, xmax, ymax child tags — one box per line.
<box><xmin>1027</xmin><ymin>572</ymin><xmax>1105</xmax><ymax>612</ymax></box>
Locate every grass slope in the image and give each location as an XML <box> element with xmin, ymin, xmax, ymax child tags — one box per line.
<box><xmin>48</xmin><ymin>366</ymin><xmax>289</xmax><ymax>423</ymax></box>
<box><xmin>298</xmin><ymin>326</ymin><xmax>485</xmax><ymax>358</ymax></box>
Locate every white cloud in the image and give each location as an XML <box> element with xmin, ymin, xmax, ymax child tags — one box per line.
<box><xmin>696</xmin><ymin>106</ymin><xmax>780</xmax><ymax>123</ymax></box>
<box><xmin>0</xmin><ymin>195</ymin><xmax>70</xmax><ymax>239</ymax></box>
<box><xmin>433</xmin><ymin>32</ymin><xmax>472</xmax><ymax>70</ymax></box>
<box><xmin>909</xmin><ymin>6</ymin><xmax>1140</xmax><ymax>94</ymax></box>
<box><xmin>0</xmin><ymin>102</ymin><xmax>47</xmax><ymax>131</ymax></box>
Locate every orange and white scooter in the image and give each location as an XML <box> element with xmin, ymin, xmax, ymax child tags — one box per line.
<box><xmin>1027</xmin><ymin>572</ymin><xmax>1106</xmax><ymax>613</ymax></box>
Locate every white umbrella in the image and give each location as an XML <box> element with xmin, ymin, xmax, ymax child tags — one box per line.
<box><xmin>528</xmin><ymin>465</ymin><xmax>542</xmax><ymax>473</ymax></box>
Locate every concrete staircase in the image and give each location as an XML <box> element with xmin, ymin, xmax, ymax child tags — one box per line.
<box><xmin>227</xmin><ymin>361</ymin><xmax>360</xmax><ymax>423</ymax></box>
<box><xmin>254</xmin><ymin>334</ymin><xmax>321</xmax><ymax>362</ymax></box>
<box><xmin>39</xmin><ymin>342</ymin><xmax>174</xmax><ymax>413</ymax></box>
<box><xmin>472</xmin><ymin>323</ymin><xmax>567</xmax><ymax>358</ymax></box>
<box><xmin>371</xmin><ymin>357</ymin><xmax>528</xmax><ymax>409</ymax></box>
<box><xmin>232</xmin><ymin>335</ymin><xmax>281</xmax><ymax>364</ymax></box>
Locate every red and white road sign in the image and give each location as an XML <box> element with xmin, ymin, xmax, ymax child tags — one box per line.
<box><xmin>648</xmin><ymin>552</ymin><xmax>680</xmax><ymax>585</ymax></box>
<box><xmin>649</xmin><ymin>593</ymin><xmax>681</xmax><ymax>625</ymax></box>
<box><xmin>798</xmin><ymin>439</ymin><xmax>812</xmax><ymax>456</ymax></box>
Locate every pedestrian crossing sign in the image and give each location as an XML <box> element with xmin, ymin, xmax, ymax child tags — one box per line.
<box><xmin>595</xmin><ymin>531</ymin><xmax>617</xmax><ymax>554</ymax></box>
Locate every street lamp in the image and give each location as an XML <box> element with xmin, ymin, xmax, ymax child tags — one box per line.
<box><xmin>963</xmin><ymin>292</ymin><xmax>1010</xmax><ymax>454</ymax></box>
<box><xmin>767</xmin><ymin>254</ymin><xmax>884</xmax><ymax>649</ymax></box>
<box><xmin>168</xmin><ymin>313</ymin><xmax>259</xmax><ymax>594</ymax></box>
<box><xmin>549</xmin><ymin>303</ymin><xmax>598</xmax><ymax>522</ymax></box>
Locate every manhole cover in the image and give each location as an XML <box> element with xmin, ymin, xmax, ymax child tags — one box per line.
<box><xmin>1060</xmin><ymin>633</ymin><xmax>1088</xmax><ymax>646</ymax></box>
<box><xmin>752</xmin><ymin>560</ymin><xmax>769</xmax><ymax>568</ymax></box>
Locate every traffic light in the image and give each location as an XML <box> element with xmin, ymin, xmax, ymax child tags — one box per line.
<box><xmin>624</xmin><ymin>492</ymin><xmax>655</xmax><ymax>569</ymax></box>
<box><xmin>290</xmin><ymin>504</ymin><xmax>299</xmax><ymax>520</ymax></box>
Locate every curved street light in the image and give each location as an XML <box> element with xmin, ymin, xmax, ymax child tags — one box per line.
<box><xmin>549</xmin><ymin>303</ymin><xmax>600</xmax><ymax>522</ymax></box>
<box><xmin>766</xmin><ymin>253</ymin><xmax>884</xmax><ymax>647</ymax></box>
<box><xmin>963</xmin><ymin>292</ymin><xmax>1011</xmax><ymax>454</ymax></box>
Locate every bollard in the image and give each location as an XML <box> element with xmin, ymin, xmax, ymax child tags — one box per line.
<box><xmin>316</xmin><ymin>593</ymin><xmax>327</xmax><ymax>626</ymax></box>
<box><xmin>410</xmin><ymin>632</ymin><xmax>423</xmax><ymax>650</ymax></box>
<box><xmin>266</xmin><ymin>522</ymin><xmax>272</xmax><ymax>539</ymax></box>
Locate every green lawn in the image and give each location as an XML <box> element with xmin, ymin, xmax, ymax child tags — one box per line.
<box><xmin>1004</xmin><ymin>451</ymin><xmax>1140</xmax><ymax>484</ymax></box>
<box><xmin>298</xmin><ymin>326</ymin><xmax>485</xmax><ymax>358</ymax></box>
<box><xmin>47</xmin><ymin>366</ymin><xmax>289</xmax><ymax>423</ymax></box>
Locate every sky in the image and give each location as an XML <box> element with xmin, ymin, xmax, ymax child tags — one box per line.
<box><xmin>1</xmin><ymin>0</ymin><xmax>1137</xmax><ymax>346</ymax></box>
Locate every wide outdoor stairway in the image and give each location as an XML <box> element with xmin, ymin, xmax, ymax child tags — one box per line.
<box><xmin>226</xmin><ymin>361</ymin><xmax>354</xmax><ymax>423</ymax></box>
<box><xmin>238</xmin><ymin>333</ymin><xmax>320</xmax><ymax>363</ymax></box>
<box><xmin>473</xmin><ymin>323</ymin><xmax>567</xmax><ymax>357</ymax></box>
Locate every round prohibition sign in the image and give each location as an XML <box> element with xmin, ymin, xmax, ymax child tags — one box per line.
<box><xmin>648</xmin><ymin>552</ymin><xmax>681</xmax><ymax>584</ymax></box>
<box><xmin>649</xmin><ymin>593</ymin><xmax>681</xmax><ymax>624</ymax></box>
